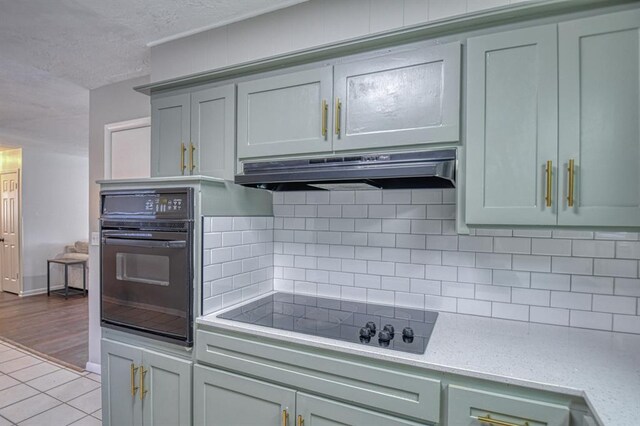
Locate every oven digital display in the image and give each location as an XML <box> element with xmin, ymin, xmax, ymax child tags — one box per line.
<box><xmin>102</xmin><ymin>192</ymin><xmax>189</xmax><ymax>217</ymax></box>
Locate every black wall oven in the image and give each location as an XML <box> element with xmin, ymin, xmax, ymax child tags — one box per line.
<box><xmin>100</xmin><ymin>188</ymin><xmax>194</xmax><ymax>346</ymax></box>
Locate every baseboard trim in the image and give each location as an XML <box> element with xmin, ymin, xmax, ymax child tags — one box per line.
<box><xmin>85</xmin><ymin>362</ymin><xmax>101</xmax><ymax>375</ymax></box>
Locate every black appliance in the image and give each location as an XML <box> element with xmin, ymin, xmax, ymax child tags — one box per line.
<box><xmin>100</xmin><ymin>188</ymin><xmax>194</xmax><ymax>346</ymax></box>
<box><xmin>219</xmin><ymin>293</ymin><xmax>438</xmax><ymax>354</ymax></box>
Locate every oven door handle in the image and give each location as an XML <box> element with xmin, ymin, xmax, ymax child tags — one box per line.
<box><xmin>102</xmin><ymin>238</ymin><xmax>187</xmax><ymax>249</ymax></box>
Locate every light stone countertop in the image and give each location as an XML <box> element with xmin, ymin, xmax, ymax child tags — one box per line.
<box><xmin>197</xmin><ymin>292</ymin><xmax>640</xmax><ymax>426</ymax></box>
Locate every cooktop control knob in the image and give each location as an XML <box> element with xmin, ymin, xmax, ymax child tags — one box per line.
<box><xmin>402</xmin><ymin>327</ymin><xmax>414</xmax><ymax>338</ymax></box>
<box><xmin>365</xmin><ymin>321</ymin><xmax>377</xmax><ymax>334</ymax></box>
<box><xmin>359</xmin><ymin>335</ymin><xmax>371</xmax><ymax>344</ymax></box>
<box><xmin>378</xmin><ymin>329</ymin><xmax>392</xmax><ymax>342</ymax></box>
<box><xmin>378</xmin><ymin>339</ymin><xmax>390</xmax><ymax>348</ymax></box>
<box><xmin>359</xmin><ymin>327</ymin><xmax>372</xmax><ymax>338</ymax></box>
<box><xmin>382</xmin><ymin>324</ymin><xmax>395</xmax><ymax>337</ymax></box>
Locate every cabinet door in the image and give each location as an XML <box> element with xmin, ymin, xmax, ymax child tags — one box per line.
<box><xmin>466</xmin><ymin>25</ymin><xmax>558</xmax><ymax>225</ymax></box>
<box><xmin>333</xmin><ymin>42</ymin><xmax>460</xmax><ymax>152</ymax></box>
<box><xmin>151</xmin><ymin>93</ymin><xmax>191</xmax><ymax>177</ymax></box>
<box><xmin>193</xmin><ymin>365</ymin><xmax>296</xmax><ymax>426</ymax></box>
<box><xmin>296</xmin><ymin>393</ymin><xmax>426</xmax><ymax>426</ymax></box>
<box><xmin>237</xmin><ymin>67</ymin><xmax>333</xmax><ymax>159</ymax></box>
<box><xmin>191</xmin><ymin>84</ymin><xmax>236</xmax><ymax>180</ymax></box>
<box><xmin>142</xmin><ymin>349</ymin><xmax>192</xmax><ymax>426</ymax></box>
<box><xmin>558</xmin><ymin>10</ymin><xmax>640</xmax><ymax>226</ymax></box>
<box><xmin>447</xmin><ymin>385</ymin><xmax>569</xmax><ymax>426</ymax></box>
<box><xmin>101</xmin><ymin>339</ymin><xmax>143</xmax><ymax>426</ymax></box>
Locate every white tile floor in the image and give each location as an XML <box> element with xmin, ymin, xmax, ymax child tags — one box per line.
<box><xmin>0</xmin><ymin>342</ymin><xmax>101</xmax><ymax>425</ymax></box>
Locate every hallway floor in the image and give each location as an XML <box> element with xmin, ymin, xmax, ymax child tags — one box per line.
<box><xmin>0</xmin><ymin>291</ymin><xmax>88</xmax><ymax>369</ymax></box>
<box><xmin>0</xmin><ymin>341</ymin><xmax>101</xmax><ymax>425</ymax></box>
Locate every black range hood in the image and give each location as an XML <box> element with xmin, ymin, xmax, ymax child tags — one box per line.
<box><xmin>235</xmin><ymin>149</ymin><xmax>456</xmax><ymax>191</ymax></box>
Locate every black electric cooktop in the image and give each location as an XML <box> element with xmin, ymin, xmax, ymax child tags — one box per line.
<box><xmin>218</xmin><ymin>293</ymin><xmax>438</xmax><ymax>354</ymax></box>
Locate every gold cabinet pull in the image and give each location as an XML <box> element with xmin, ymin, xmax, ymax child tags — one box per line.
<box><xmin>321</xmin><ymin>100</ymin><xmax>328</xmax><ymax>138</ymax></box>
<box><xmin>189</xmin><ymin>143</ymin><xmax>196</xmax><ymax>172</ymax></box>
<box><xmin>567</xmin><ymin>159</ymin><xmax>575</xmax><ymax>207</ymax></box>
<box><xmin>180</xmin><ymin>143</ymin><xmax>186</xmax><ymax>175</ymax></box>
<box><xmin>139</xmin><ymin>366</ymin><xmax>148</xmax><ymax>400</ymax></box>
<box><xmin>296</xmin><ymin>415</ymin><xmax>304</xmax><ymax>426</ymax></box>
<box><xmin>545</xmin><ymin>160</ymin><xmax>552</xmax><ymax>208</ymax></box>
<box><xmin>130</xmin><ymin>363</ymin><xmax>138</xmax><ymax>397</ymax></box>
<box><xmin>282</xmin><ymin>409</ymin><xmax>289</xmax><ymax>426</ymax></box>
<box><xmin>476</xmin><ymin>414</ymin><xmax>529</xmax><ymax>426</ymax></box>
<box><xmin>334</xmin><ymin>98</ymin><xmax>341</xmax><ymax>136</ymax></box>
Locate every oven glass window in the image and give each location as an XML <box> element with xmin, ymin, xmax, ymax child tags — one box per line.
<box><xmin>116</xmin><ymin>253</ymin><xmax>170</xmax><ymax>286</ymax></box>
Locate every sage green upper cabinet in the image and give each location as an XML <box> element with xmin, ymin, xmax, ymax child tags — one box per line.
<box><xmin>191</xmin><ymin>85</ymin><xmax>236</xmax><ymax>180</ymax></box>
<box><xmin>466</xmin><ymin>25</ymin><xmax>558</xmax><ymax>226</ymax></box>
<box><xmin>151</xmin><ymin>93</ymin><xmax>190</xmax><ymax>177</ymax></box>
<box><xmin>151</xmin><ymin>84</ymin><xmax>235</xmax><ymax>179</ymax></box>
<box><xmin>333</xmin><ymin>43</ymin><xmax>461</xmax><ymax>152</ymax></box>
<box><xmin>558</xmin><ymin>9</ymin><xmax>640</xmax><ymax>226</ymax></box>
<box><xmin>237</xmin><ymin>67</ymin><xmax>333</xmax><ymax>159</ymax></box>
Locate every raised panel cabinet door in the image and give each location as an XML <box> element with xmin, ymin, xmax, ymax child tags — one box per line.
<box><xmin>141</xmin><ymin>349</ymin><xmax>192</xmax><ymax>426</ymax></box>
<box><xmin>193</xmin><ymin>365</ymin><xmax>296</xmax><ymax>426</ymax></box>
<box><xmin>151</xmin><ymin>93</ymin><xmax>191</xmax><ymax>177</ymax></box>
<box><xmin>333</xmin><ymin>42</ymin><xmax>460</xmax><ymax>151</ymax></box>
<box><xmin>447</xmin><ymin>385</ymin><xmax>570</xmax><ymax>426</ymax></box>
<box><xmin>237</xmin><ymin>67</ymin><xmax>333</xmax><ymax>159</ymax></box>
<box><xmin>296</xmin><ymin>393</ymin><xmax>426</xmax><ymax>426</ymax></box>
<box><xmin>101</xmin><ymin>339</ymin><xmax>143</xmax><ymax>426</ymax></box>
<box><xmin>465</xmin><ymin>25</ymin><xmax>558</xmax><ymax>225</ymax></box>
<box><xmin>191</xmin><ymin>84</ymin><xmax>236</xmax><ymax>180</ymax></box>
<box><xmin>558</xmin><ymin>9</ymin><xmax>640</xmax><ymax>226</ymax></box>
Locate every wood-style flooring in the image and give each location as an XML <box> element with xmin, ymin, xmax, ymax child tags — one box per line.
<box><xmin>0</xmin><ymin>291</ymin><xmax>88</xmax><ymax>370</ymax></box>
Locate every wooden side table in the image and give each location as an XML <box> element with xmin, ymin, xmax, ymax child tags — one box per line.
<box><xmin>47</xmin><ymin>258</ymin><xmax>87</xmax><ymax>299</ymax></box>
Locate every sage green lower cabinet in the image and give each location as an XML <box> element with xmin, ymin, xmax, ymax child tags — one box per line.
<box><xmin>447</xmin><ymin>385</ymin><xmax>570</xmax><ymax>426</ymax></box>
<box><xmin>297</xmin><ymin>393</ymin><xmax>427</xmax><ymax>426</ymax></box>
<box><xmin>193</xmin><ymin>364</ymin><xmax>427</xmax><ymax>426</ymax></box>
<box><xmin>101</xmin><ymin>338</ymin><xmax>192</xmax><ymax>426</ymax></box>
<box><xmin>193</xmin><ymin>365</ymin><xmax>296</xmax><ymax>426</ymax></box>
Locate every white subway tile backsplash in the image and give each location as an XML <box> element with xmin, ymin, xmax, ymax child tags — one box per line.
<box><xmin>457</xmin><ymin>299</ymin><xmax>492</xmax><ymax>317</ymax></box>
<box><xmin>570</xmin><ymin>310</ymin><xmax>612</xmax><ymax>331</ymax></box>
<box><xmin>475</xmin><ymin>284</ymin><xmax>511</xmax><ymax>302</ymax></box>
<box><xmin>550</xmin><ymin>291</ymin><xmax>592</xmax><ymax>310</ymax></box>
<box><xmin>614</xmin><ymin>278</ymin><xmax>640</xmax><ymax>297</ymax></box>
<box><xmin>571</xmin><ymin>275</ymin><xmax>613</xmax><ymax>294</ymax></box>
<box><xmin>492</xmin><ymin>302</ymin><xmax>529</xmax><ymax>321</ymax></box>
<box><xmin>530</xmin><ymin>306</ymin><xmax>569</xmax><ymax>326</ymax></box>
<box><xmin>442</xmin><ymin>281</ymin><xmax>474</xmax><ymax>298</ymax></box>
<box><xmin>476</xmin><ymin>253</ymin><xmax>511</xmax><ymax>270</ymax></box>
<box><xmin>531</xmin><ymin>239</ymin><xmax>572</xmax><ymax>256</ymax></box>
<box><xmin>594</xmin><ymin>258</ymin><xmax>638</xmax><ymax>278</ymax></box>
<box><xmin>615</xmin><ymin>241</ymin><xmax>640</xmax><ymax>259</ymax></box>
<box><xmin>425</xmin><ymin>295</ymin><xmax>457</xmax><ymax>312</ymax></box>
<box><xmin>427</xmin><ymin>235</ymin><xmax>458</xmax><ymax>251</ymax></box>
<box><xmin>493</xmin><ymin>237</ymin><xmax>530</xmax><ymax>254</ymax></box>
<box><xmin>572</xmin><ymin>240</ymin><xmax>614</xmax><ymax>258</ymax></box>
<box><xmin>551</xmin><ymin>257</ymin><xmax>593</xmax><ymax>275</ymax></box>
<box><xmin>457</xmin><ymin>267</ymin><xmax>492</xmax><ymax>284</ymax></box>
<box><xmin>613</xmin><ymin>315</ymin><xmax>640</xmax><ymax>333</ymax></box>
<box><xmin>512</xmin><ymin>255</ymin><xmax>551</xmax><ymax>272</ymax></box>
<box><xmin>492</xmin><ymin>270</ymin><xmax>530</xmax><ymax>288</ymax></box>
<box><xmin>512</xmin><ymin>288</ymin><xmax>549</xmax><ymax>306</ymax></box>
<box><xmin>189</xmin><ymin>190</ymin><xmax>636</xmax><ymax>334</ymax></box>
<box><xmin>592</xmin><ymin>295</ymin><xmax>637</xmax><ymax>315</ymax></box>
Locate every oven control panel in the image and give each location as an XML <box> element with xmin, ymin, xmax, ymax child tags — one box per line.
<box><xmin>101</xmin><ymin>188</ymin><xmax>193</xmax><ymax>219</ymax></box>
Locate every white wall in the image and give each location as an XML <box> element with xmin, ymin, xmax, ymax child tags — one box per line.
<box><xmin>151</xmin><ymin>0</ymin><xmax>545</xmax><ymax>83</ymax></box>
<box><xmin>21</xmin><ymin>147</ymin><xmax>88</xmax><ymax>294</ymax></box>
<box><xmin>87</xmin><ymin>75</ymin><xmax>150</xmax><ymax>372</ymax></box>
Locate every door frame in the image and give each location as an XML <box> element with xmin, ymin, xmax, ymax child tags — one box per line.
<box><xmin>103</xmin><ymin>117</ymin><xmax>150</xmax><ymax>180</ymax></box>
<box><xmin>0</xmin><ymin>169</ymin><xmax>22</xmax><ymax>294</ymax></box>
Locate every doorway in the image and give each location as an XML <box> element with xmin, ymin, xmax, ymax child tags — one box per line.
<box><xmin>0</xmin><ymin>170</ymin><xmax>21</xmax><ymax>294</ymax></box>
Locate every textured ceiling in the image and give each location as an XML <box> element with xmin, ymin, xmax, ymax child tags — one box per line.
<box><xmin>0</xmin><ymin>0</ymin><xmax>307</xmax><ymax>155</ymax></box>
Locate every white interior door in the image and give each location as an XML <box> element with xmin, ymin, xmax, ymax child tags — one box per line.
<box><xmin>1</xmin><ymin>171</ymin><xmax>20</xmax><ymax>294</ymax></box>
